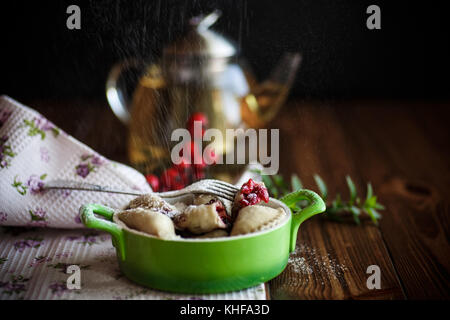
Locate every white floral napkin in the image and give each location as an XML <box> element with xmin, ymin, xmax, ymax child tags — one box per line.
<box><xmin>0</xmin><ymin>96</ymin><xmax>267</xmax><ymax>300</ymax></box>
<box><xmin>0</xmin><ymin>95</ymin><xmax>151</xmax><ymax>228</ymax></box>
<box><xmin>0</xmin><ymin>228</ymin><xmax>266</xmax><ymax>300</ymax></box>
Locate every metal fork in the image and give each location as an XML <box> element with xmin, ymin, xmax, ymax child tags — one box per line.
<box><xmin>44</xmin><ymin>179</ymin><xmax>239</xmax><ymax>202</ymax></box>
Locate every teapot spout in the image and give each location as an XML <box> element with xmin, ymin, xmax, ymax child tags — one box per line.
<box><xmin>243</xmin><ymin>52</ymin><xmax>301</xmax><ymax>128</ymax></box>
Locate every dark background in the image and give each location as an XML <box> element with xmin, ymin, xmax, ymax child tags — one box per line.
<box><xmin>0</xmin><ymin>0</ymin><xmax>449</xmax><ymax>101</ymax></box>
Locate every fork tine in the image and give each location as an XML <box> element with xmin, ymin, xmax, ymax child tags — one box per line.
<box><xmin>215</xmin><ymin>184</ymin><xmax>239</xmax><ymax>194</ymax></box>
<box><xmin>207</xmin><ymin>186</ymin><xmax>236</xmax><ymax>198</ymax></box>
<box><xmin>200</xmin><ymin>190</ymin><xmax>234</xmax><ymax>201</ymax></box>
<box><xmin>213</xmin><ymin>179</ymin><xmax>239</xmax><ymax>189</ymax></box>
<box><xmin>159</xmin><ymin>179</ymin><xmax>239</xmax><ymax>202</ymax></box>
<box><xmin>212</xmin><ymin>180</ymin><xmax>239</xmax><ymax>192</ymax></box>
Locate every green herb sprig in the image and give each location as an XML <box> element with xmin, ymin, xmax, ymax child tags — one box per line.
<box><xmin>253</xmin><ymin>170</ymin><xmax>384</xmax><ymax>225</ymax></box>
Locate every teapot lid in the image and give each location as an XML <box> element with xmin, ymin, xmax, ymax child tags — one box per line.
<box><xmin>163</xmin><ymin>10</ymin><xmax>237</xmax><ymax>59</ymax></box>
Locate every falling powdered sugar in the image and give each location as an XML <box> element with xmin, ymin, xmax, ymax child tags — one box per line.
<box><xmin>288</xmin><ymin>243</ymin><xmax>347</xmax><ymax>281</ymax></box>
<box><xmin>288</xmin><ymin>255</ymin><xmax>313</xmax><ymax>275</ymax></box>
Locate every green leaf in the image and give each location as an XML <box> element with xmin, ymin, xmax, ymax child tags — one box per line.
<box><xmin>81</xmin><ymin>154</ymin><xmax>93</xmax><ymax>161</ymax></box>
<box><xmin>365</xmin><ymin>196</ymin><xmax>377</xmax><ymax>208</ymax></box>
<box><xmin>366</xmin><ymin>183</ymin><xmax>373</xmax><ymax>201</ymax></box>
<box><xmin>261</xmin><ymin>175</ymin><xmax>278</xmax><ymax>198</ymax></box>
<box><xmin>262</xmin><ymin>171</ymin><xmax>384</xmax><ymax>226</ymax></box>
<box><xmin>371</xmin><ymin>208</ymin><xmax>381</xmax><ymax>219</ymax></box>
<box><xmin>40</xmin><ymin>174</ymin><xmax>47</xmax><ymax>180</ymax></box>
<box><xmin>290</xmin><ymin>174</ymin><xmax>303</xmax><ymax>191</ymax></box>
<box><xmin>273</xmin><ymin>174</ymin><xmax>289</xmax><ymax>195</ymax></box>
<box><xmin>350</xmin><ymin>206</ymin><xmax>361</xmax><ymax>216</ymax></box>
<box><xmin>365</xmin><ymin>208</ymin><xmax>381</xmax><ymax>225</ymax></box>
<box><xmin>346</xmin><ymin>175</ymin><xmax>357</xmax><ymax>204</ymax></box>
<box><xmin>51</xmin><ymin>127</ymin><xmax>60</xmax><ymax>137</ymax></box>
<box><xmin>374</xmin><ymin>202</ymin><xmax>385</xmax><ymax>210</ymax></box>
<box><xmin>313</xmin><ymin>174</ymin><xmax>327</xmax><ymax>200</ymax></box>
<box><xmin>4</xmin><ymin>150</ymin><xmax>15</xmax><ymax>157</ymax></box>
<box><xmin>331</xmin><ymin>193</ymin><xmax>342</xmax><ymax>209</ymax></box>
<box><xmin>352</xmin><ymin>214</ymin><xmax>361</xmax><ymax>225</ymax></box>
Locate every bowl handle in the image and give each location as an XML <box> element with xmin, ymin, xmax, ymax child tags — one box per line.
<box><xmin>280</xmin><ymin>190</ymin><xmax>326</xmax><ymax>252</ymax></box>
<box><xmin>79</xmin><ymin>204</ymin><xmax>126</xmax><ymax>261</ymax></box>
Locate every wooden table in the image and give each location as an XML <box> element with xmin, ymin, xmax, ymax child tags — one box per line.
<box><xmin>27</xmin><ymin>97</ymin><xmax>450</xmax><ymax>300</ymax></box>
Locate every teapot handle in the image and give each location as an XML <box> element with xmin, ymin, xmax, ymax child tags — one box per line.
<box><xmin>105</xmin><ymin>59</ymin><xmax>144</xmax><ymax>125</ymax></box>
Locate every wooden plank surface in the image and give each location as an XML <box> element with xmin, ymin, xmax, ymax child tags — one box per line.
<box><xmin>27</xmin><ymin>98</ymin><xmax>450</xmax><ymax>300</ymax></box>
<box><xmin>334</xmin><ymin>101</ymin><xmax>450</xmax><ymax>299</ymax></box>
<box><xmin>268</xmin><ymin>102</ymin><xmax>405</xmax><ymax>299</ymax></box>
<box><xmin>268</xmin><ymin>100</ymin><xmax>449</xmax><ymax>299</ymax></box>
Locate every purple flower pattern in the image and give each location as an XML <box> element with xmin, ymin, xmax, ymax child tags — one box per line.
<box><xmin>74</xmin><ymin>214</ymin><xmax>82</xmax><ymax>224</ymax></box>
<box><xmin>61</xmin><ymin>189</ymin><xmax>72</xmax><ymax>198</ymax></box>
<box><xmin>0</xmin><ymin>212</ymin><xmax>7</xmax><ymax>223</ymax></box>
<box><xmin>66</xmin><ymin>232</ymin><xmax>108</xmax><ymax>245</ymax></box>
<box><xmin>28</xmin><ymin>208</ymin><xmax>48</xmax><ymax>227</ymax></box>
<box><xmin>75</xmin><ymin>154</ymin><xmax>106</xmax><ymax>178</ymax></box>
<box><xmin>40</xmin><ymin>147</ymin><xmax>50</xmax><ymax>163</ymax></box>
<box><xmin>0</xmin><ymin>275</ymin><xmax>29</xmax><ymax>295</ymax></box>
<box><xmin>49</xmin><ymin>281</ymin><xmax>69</xmax><ymax>297</ymax></box>
<box><xmin>23</xmin><ymin>116</ymin><xmax>60</xmax><ymax>140</ymax></box>
<box><xmin>0</xmin><ymin>135</ymin><xmax>15</xmax><ymax>169</ymax></box>
<box><xmin>55</xmin><ymin>251</ymin><xmax>73</xmax><ymax>259</ymax></box>
<box><xmin>28</xmin><ymin>256</ymin><xmax>52</xmax><ymax>268</ymax></box>
<box><xmin>76</xmin><ymin>163</ymin><xmax>90</xmax><ymax>178</ymax></box>
<box><xmin>14</xmin><ymin>237</ymin><xmax>44</xmax><ymax>252</ymax></box>
<box><xmin>27</xmin><ymin>174</ymin><xmax>47</xmax><ymax>194</ymax></box>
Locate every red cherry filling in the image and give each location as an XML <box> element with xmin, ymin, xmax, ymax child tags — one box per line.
<box><xmin>207</xmin><ymin>198</ymin><xmax>230</xmax><ymax>226</ymax></box>
<box><xmin>237</xmin><ymin>179</ymin><xmax>269</xmax><ymax>208</ymax></box>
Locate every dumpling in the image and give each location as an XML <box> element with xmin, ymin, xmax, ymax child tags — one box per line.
<box><xmin>126</xmin><ymin>193</ymin><xmax>179</xmax><ymax>218</ymax></box>
<box><xmin>173</xmin><ymin>202</ymin><xmax>227</xmax><ymax>234</ymax></box>
<box><xmin>173</xmin><ymin>201</ymin><xmax>188</xmax><ymax>213</ymax></box>
<box><xmin>193</xmin><ymin>194</ymin><xmax>233</xmax><ymax>221</ymax></box>
<box><xmin>230</xmin><ymin>205</ymin><xmax>285</xmax><ymax>236</ymax></box>
<box><xmin>118</xmin><ymin>208</ymin><xmax>177</xmax><ymax>240</ymax></box>
<box><xmin>196</xmin><ymin>229</ymin><xmax>229</xmax><ymax>239</ymax></box>
<box><xmin>193</xmin><ymin>194</ymin><xmax>217</xmax><ymax>205</ymax></box>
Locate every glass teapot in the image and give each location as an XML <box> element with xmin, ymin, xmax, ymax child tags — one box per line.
<box><xmin>106</xmin><ymin>10</ymin><xmax>301</xmax><ymax>178</ymax></box>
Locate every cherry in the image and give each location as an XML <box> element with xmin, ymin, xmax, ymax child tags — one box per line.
<box><xmin>161</xmin><ymin>167</ymin><xmax>185</xmax><ymax>191</ymax></box>
<box><xmin>237</xmin><ymin>179</ymin><xmax>270</xmax><ymax>208</ymax></box>
<box><xmin>145</xmin><ymin>174</ymin><xmax>160</xmax><ymax>192</ymax></box>
<box><xmin>187</xmin><ymin>112</ymin><xmax>208</xmax><ymax>137</ymax></box>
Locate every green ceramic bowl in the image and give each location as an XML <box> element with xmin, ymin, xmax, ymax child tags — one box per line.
<box><xmin>80</xmin><ymin>189</ymin><xmax>325</xmax><ymax>294</ymax></box>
